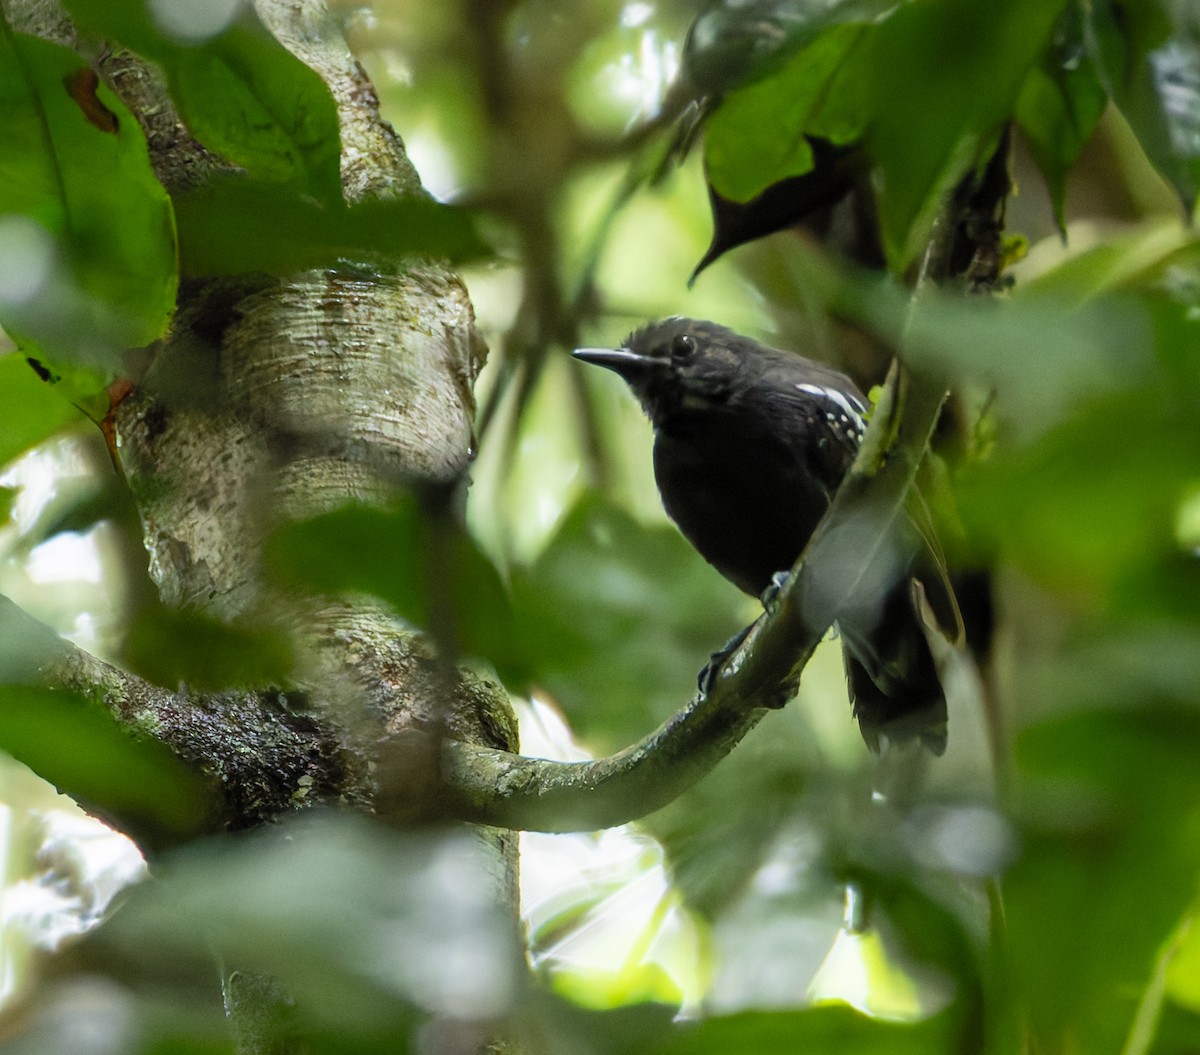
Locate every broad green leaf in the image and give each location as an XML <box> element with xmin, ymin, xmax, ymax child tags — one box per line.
<box><xmin>0</xmin><ymin>27</ymin><xmax>176</xmax><ymax>365</ymax></box>
<box><xmin>959</xmin><ymin>388</ymin><xmax>1198</xmax><ymax>592</ymax></box>
<box><xmin>1015</xmin><ymin>3</ymin><xmax>1110</xmax><ymax>229</ymax></box>
<box><xmin>173</xmin><ymin>177</ymin><xmax>490</xmax><ymax>277</ymax></box>
<box><xmin>1007</xmin><ymin>709</ymin><xmax>1200</xmax><ymax>1052</ymax></box>
<box><xmin>1120</xmin><ymin>37</ymin><xmax>1200</xmax><ymax>210</ymax></box>
<box><xmin>863</xmin><ymin>0</ymin><xmax>1070</xmax><ymax>269</ymax></box>
<box><xmin>61</xmin><ymin>0</ymin><xmax>341</xmax><ymax>200</ymax></box>
<box><xmin>510</xmin><ymin>494</ymin><xmax>748</xmax><ymax>750</ymax></box>
<box><xmin>0</xmin><ymin>683</ymin><xmax>210</xmax><ymax>837</ymax></box>
<box><xmin>704</xmin><ymin>23</ymin><xmax>870</xmax><ymax>203</ymax></box>
<box><xmin>101</xmin><ymin>815</ymin><xmax>517</xmax><ymax>1037</ymax></box>
<box><xmin>657</xmin><ymin>1004</ymin><xmax>961</xmax><ymax>1055</ymax></box>
<box><xmin>123</xmin><ymin>604</ymin><xmax>295</xmax><ymax>691</ymax></box>
<box><xmin>265</xmin><ymin>497</ymin><xmax>520</xmax><ymax>681</ymax></box>
<box><xmin>0</xmin><ymin>354</ymin><xmax>84</xmax><ymax>467</ymax></box>
<box><xmin>1017</xmin><ymin>220</ymin><xmax>1198</xmax><ymax>306</ymax></box>
<box><xmin>683</xmin><ymin>0</ymin><xmax>899</xmax><ymax>99</ymax></box>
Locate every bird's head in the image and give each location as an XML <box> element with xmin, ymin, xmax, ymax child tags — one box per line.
<box><xmin>573</xmin><ymin>317</ymin><xmax>746</xmax><ymax>424</ymax></box>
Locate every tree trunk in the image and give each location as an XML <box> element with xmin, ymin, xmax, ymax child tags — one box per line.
<box><xmin>4</xmin><ymin>0</ymin><xmax>518</xmax><ymax>1047</ymax></box>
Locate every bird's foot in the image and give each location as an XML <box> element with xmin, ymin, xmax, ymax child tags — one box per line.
<box><xmin>697</xmin><ymin>619</ymin><xmax>796</xmax><ymax>708</ymax></box>
<box><xmin>760</xmin><ymin>570</ymin><xmax>791</xmax><ymax>613</ymax></box>
<box><xmin>697</xmin><ymin>624</ymin><xmax>751</xmax><ymax>693</ymax></box>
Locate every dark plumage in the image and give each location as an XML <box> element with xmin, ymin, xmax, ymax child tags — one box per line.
<box><xmin>574</xmin><ymin>317</ymin><xmax>953</xmax><ymax>753</ymax></box>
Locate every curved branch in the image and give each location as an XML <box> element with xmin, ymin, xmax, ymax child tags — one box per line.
<box><xmin>0</xmin><ymin>595</ymin><xmax>366</xmax><ymax>847</ymax></box>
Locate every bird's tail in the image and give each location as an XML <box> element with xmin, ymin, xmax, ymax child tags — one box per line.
<box><xmin>840</xmin><ymin>568</ymin><xmax>955</xmax><ymax>756</ymax></box>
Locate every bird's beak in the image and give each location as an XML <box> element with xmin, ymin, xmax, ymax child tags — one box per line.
<box><xmin>572</xmin><ymin>346</ymin><xmax>659</xmax><ymax>380</ymax></box>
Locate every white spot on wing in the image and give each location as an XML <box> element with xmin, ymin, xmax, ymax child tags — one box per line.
<box><xmin>797</xmin><ymin>382</ymin><xmax>867</xmax><ymax>430</ymax></box>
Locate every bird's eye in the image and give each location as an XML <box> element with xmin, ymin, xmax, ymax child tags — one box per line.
<box><xmin>670</xmin><ymin>333</ymin><xmax>696</xmax><ymax>361</ymax></box>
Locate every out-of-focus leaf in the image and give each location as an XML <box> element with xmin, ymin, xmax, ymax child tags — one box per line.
<box><xmin>0</xmin><ymin>29</ymin><xmax>176</xmax><ymax>366</ymax></box>
<box><xmin>0</xmin><ymin>354</ymin><xmax>83</xmax><ymax>467</ymax></box>
<box><xmin>265</xmin><ymin>497</ymin><xmax>519</xmax><ymax>680</ymax></box>
<box><xmin>101</xmin><ymin>814</ymin><xmax>521</xmax><ymax>1035</ymax></box>
<box><xmin>1165</xmin><ymin>913</ymin><xmax>1200</xmax><ymax>1014</ymax></box>
<box><xmin>0</xmin><ymin>684</ymin><xmax>210</xmax><ymax>838</ymax></box>
<box><xmin>682</xmin><ymin>0</ymin><xmax>899</xmax><ymax>99</ymax></box>
<box><xmin>957</xmin><ymin>388</ymin><xmax>1200</xmax><ymax>592</ymax></box>
<box><xmin>1007</xmin><ymin>709</ymin><xmax>1200</xmax><ymax>1052</ymax></box>
<box><xmin>1153</xmin><ymin>1003</ymin><xmax>1200</xmax><ymax>1055</ymax></box>
<box><xmin>173</xmin><ymin>177</ymin><xmax>490</xmax><ymax>276</ymax></box>
<box><xmin>1017</xmin><ymin>221</ymin><xmax>1198</xmax><ymax>306</ymax></box>
<box><xmin>61</xmin><ymin>0</ymin><xmax>341</xmax><ymax>199</ymax></box>
<box><xmin>510</xmin><ymin>494</ymin><xmax>747</xmax><ymax>750</ymax></box>
<box><xmin>1016</xmin><ymin>3</ymin><xmax>1111</xmax><ymax>228</ymax></box>
<box><xmin>1119</xmin><ymin>37</ymin><xmax>1200</xmax><ymax>210</ymax></box>
<box><xmin>514</xmin><ymin>991</ymin><xmax>676</xmax><ymax>1055</ymax></box>
<box><xmin>0</xmin><ymin>485</ymin><xmax>16</xmax><ymax>527</ymax></box>
<box><xmin>656</xmin><ymin>1004</ymin><xmax>961</xmax><ymax>1055</ymax></box>
<box><xmin>862</xmin><ymin>0</ymin><xmax>1068</xmax><ymax>268</ymax></box>
<box><xmin>123</xmin><ymin>605</ymin><xmax>295</xmax><ymax>691</ymax></box>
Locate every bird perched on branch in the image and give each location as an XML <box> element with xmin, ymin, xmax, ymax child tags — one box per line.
<box><xmin>574</xmin><ymin>317</ymin><xmax>957</xmax><ymax>754</ymax></box>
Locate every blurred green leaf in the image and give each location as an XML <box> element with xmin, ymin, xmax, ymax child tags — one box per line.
<box><xmin>1015</xmin><ymin>3</ymin><xmax>1111</xmax><ymax>228</ymax></box>
<box><xmin>101</xmin><ymin>814</ymin><xmax>520</xmax><ymax>1038</ymax></box>
<box><xmin>123</xmin><ymin>605</ymin><xmax>295</xmax><ymax>691</ymax></box>
<box><xmin>957</xmin><ymin>387</ymin><xmax>1200</xmax><ymax>592</ymax></box>
<box><xmin>683</xmin><ymin>0</ymin><xmax>898</xmax><ymax>99</ymax></box>
<box><xmin>265</xmin><ymin>496</ymin><xmax>519</xmax><ymax>680</ymax></box>
<box><xmin>0</xmin><ymin>354</ymin><xmax>83</xmax><ymax>467</ymax></box>
<box><xmin>514</xmin><ymin>991</ymin><xmax>676</xmax><ymax>1055</ymax></box>
<box><xmin>0</xmin><ymin>26</ymin><xmax>177</xmax><ymax>365</ymax></box>
<box><xmin>1117</xmin><ymin>36</ymin><xmax>1200</xmax><ymax>210</ymax></box>
<box><xmin>1007</xmin><ymin>709</ymin><xmax>1200</xmax><ymax>1052</ymax></box>
<box><xmin>657</xmin><ymin>1004</ymin><xmax>961</xmax><ymax>1055</ymax></box>
<box><xmin>60</xmin><ymin>0</ymin><xmax>341</xmax><ymax>199</ymax></box>
<box><xmin>863</xmin><ymin>0</ymin><xmax>1068</xmax><ymax>268</ymax></box>
<box><xmin>0</xmin><ymin>684</ymin><xmax>209</xmax><ymax>836</ymax></box>
<box><xmin>173</xmin><ymin>177</ymin><xmax>490</xmax><ymax>277</ymax></box>
<box><xmin>511</xmin><ymin>494</ymin><xmax>747</xmax><ymax>750</ymax></box>
<box><xmin>1166</xmin><ymin>914</ymin><xmax>1200</xmax><ymax>1013</ymax></box>
<box><xmin>1153</xmin><ymin>1003</ymin><xmax>1200</xmax><ymax>1055</ymax></box>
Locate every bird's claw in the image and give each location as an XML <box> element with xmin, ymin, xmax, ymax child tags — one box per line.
<box><xmin>760</xmin><ymin>570</ymin><xmax>791</xmax><ymax>612</ymax></box>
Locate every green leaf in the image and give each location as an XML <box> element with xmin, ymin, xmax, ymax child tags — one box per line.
<box><xmin>265</xmin><ymin>497</ymin><xmax>520</xmax><ymax>681</ymax></box>
<box><xmin>957</xmin><ymin>387</ymin><xmax>1200</xmax><ymax>592</ymax></box>
<box><xmin>683</xmin><ymin>0</ymin><xmax>898</xmax><ymax>99</ymax></box>
<box><xmin>510</xmin><ymin>494</ymin><xmax>747</xmax><ymax>750</ymax></box>
<box><xmin>173</xmin><ymin>177</ymin><xmax>491</xmax><ymax>277</ymax></box>
<box><xmin>0</xmin><ymin>486</ymin><xmax>16</xmax><ymax>527</ymax></box>
<box><xmin>1007</xmin><ymin>709</ymin><xmax>1200</xmax><ymax>1051</ymax></box>
<box><xmin>123</xmin><ymin>605</ymin><xmax>295</xmax><ymax>691</ymax></box>
<box><xmin>863</xmin><ymin>0</ymin><xmax>1070</xmax><ymax>268</ymax></box>
<box><xmin>0</xmin><ymin>26</ymin><xmax>177</xmax><ymax>365</ymax></box>
<box><xmin>1120</xmin><ymin>37</ymin><xmax>1200</xmax><ymax>209</ymax></box>
<box><xmin>704</xmin><ymin>22</ymin><xmax>871</xmax><ymax>203</ymax></box>
<box><xmin>101</xmin><ymin>814</ymin><xmax>516</xmax><ymax>1036</ymax></box>
<box><xmin>60</xmin><ymin>0</ymin><xmax>341</xmax><ymax>199</ymax></box>
<box><xmin>658</xmin><ymin>1004</ymin><xmax>961</xmax><ymax>1055</ymax></box>
<box><xmin>1015</xmin><ymin>3</ymin><xmax>1110</xmax><ymax>229</ymax></box>
<box><xmin>0</xmin><ymin>354</ymin><xmax>84</xmax><ymax>467</ymax></box>
<box><xmin>0</xmin><ymin>683</ymin><xmax>209</xmax><ymax>837</ymax></box>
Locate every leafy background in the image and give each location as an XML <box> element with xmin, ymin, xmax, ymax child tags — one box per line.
<box><xmin>2</xmin><ymin>0</ymin><xmax>1200</xmax><ymax>1052</ymax></box>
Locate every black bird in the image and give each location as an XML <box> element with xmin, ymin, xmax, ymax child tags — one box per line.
<box><xmin>574</xmin><ymin>317</ymin><xmax>955</xmax><ymax>754</ymax></box>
